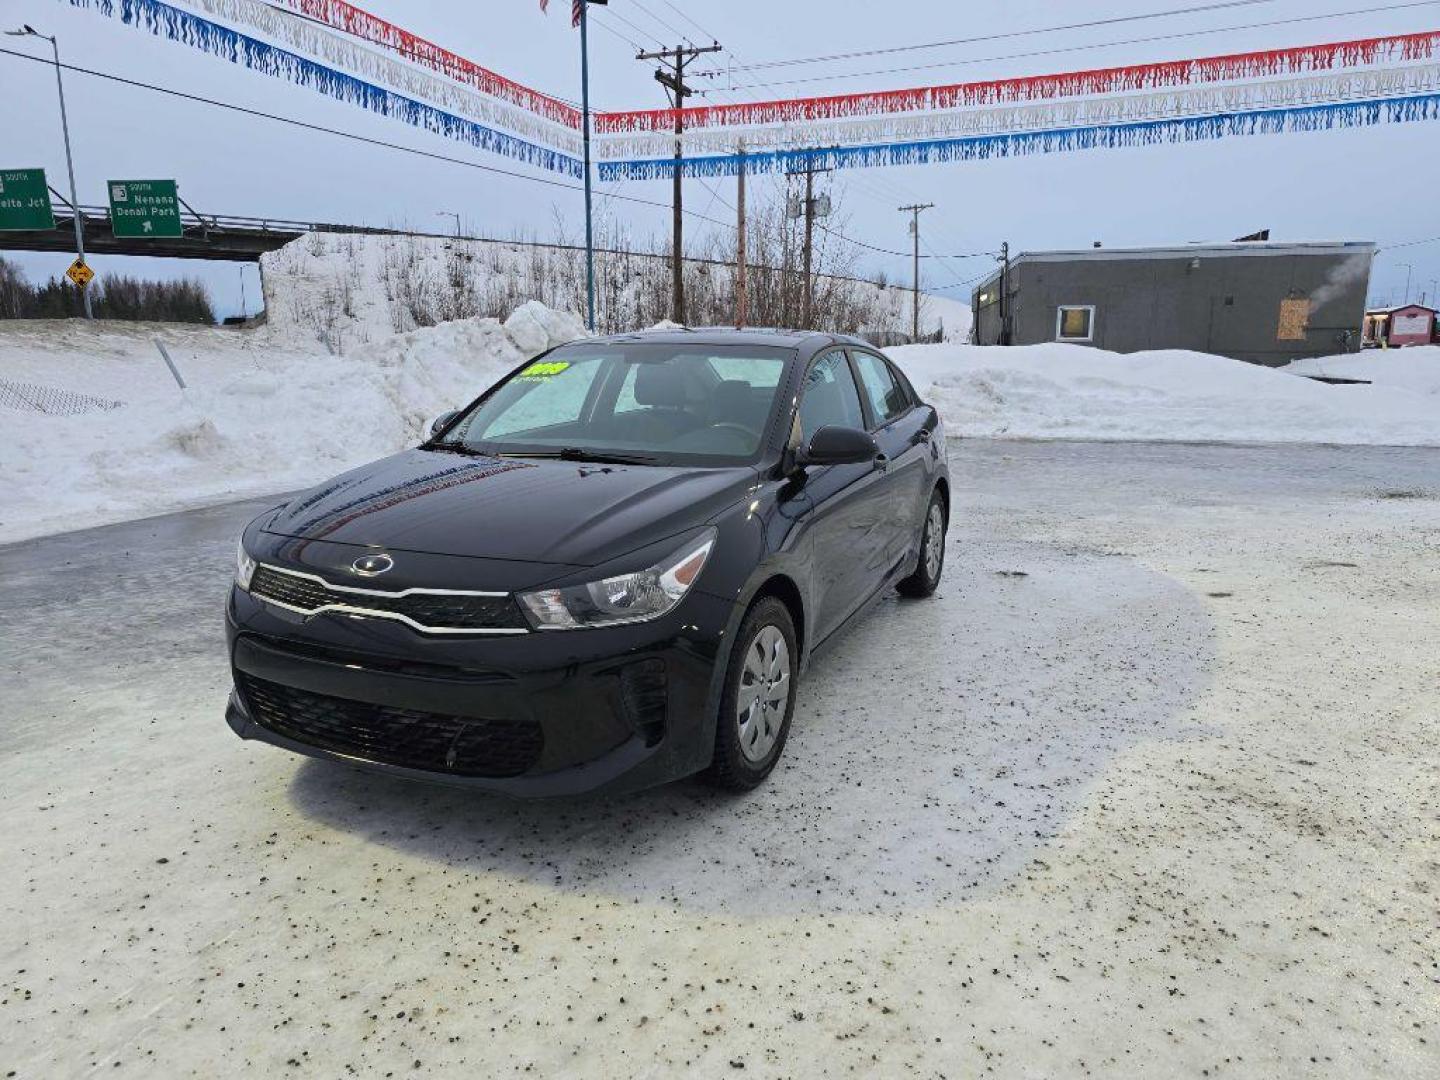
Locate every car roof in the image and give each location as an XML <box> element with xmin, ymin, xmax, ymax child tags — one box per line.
<box><xmin>573</xmin><ymin>327</ymin><xmax>872</xmax><ymax>350</ymax></box>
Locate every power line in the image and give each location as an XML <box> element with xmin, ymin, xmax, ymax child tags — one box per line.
<box><xmin>628</xmin><ymin>0</ymin><xmax>696</xmax><ymax>46</ymax></box>
<box><xmin>709</xmin><ymin>1</ymin><xmax>1440</xmax><ymax>91</ymax></box>
<box><xmin>717</xmin><ymin>0</ymin><xmax>1286</xmax><ymax>74</ymax></box>
<box><xmin>656</xmin><ymin>0</ymin><xmax>722</xmax><ymax>43</ymax></box>
<box><xmin>928</xmin><ymin>266</ymin><xmax>1002</xmax><ymax>292</ymax></box>
<box><xmin>0</xmin><ymin>48</ymin><xmax>970</xmax><ymax>270</ymax></box>
<box><xmin>0</xmin><ymin>46</ymin><xmax>733</xmax><ymax>230</ymax></box>
<box><xmin>594</xmin><ymin>6</ymin><xmax>664</xmax><ymax>50</ymax></box>
<box><xmin>814</xmin><ymin>218</ymin><xmax>991</xmax><ymax>260</ymax></box>
<box><xmin>588</xmin><ymin>14</ymin><xmax>648</xmax><ymax>54</ymax></box>
<box><xmin>1381</xmin><ymin>234</ymin><xmax>1440</xmax><ymax>250</ymax></box>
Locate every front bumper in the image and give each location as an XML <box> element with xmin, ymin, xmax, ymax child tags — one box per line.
<box><xmin>225</xmin><ymin>584</ymin><xmax>740</xmax><ymax>797</ymax></box>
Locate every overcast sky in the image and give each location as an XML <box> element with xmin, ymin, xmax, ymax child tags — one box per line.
<box><xmin>5</xmin><ymin>0</ymin><xmax>1440</xmax><ymax>317</ymax></box>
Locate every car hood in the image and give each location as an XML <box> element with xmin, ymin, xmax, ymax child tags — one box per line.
<box><xmin>262</xmin><ymin>448</ymin><xmax>756</xmax><ymax>567</ymax></box>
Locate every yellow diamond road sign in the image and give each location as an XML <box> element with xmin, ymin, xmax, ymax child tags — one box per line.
<box><xmin>66</xmin><ymin>259</ymin><xmax>95</xmax><ymax>289</ymax></box>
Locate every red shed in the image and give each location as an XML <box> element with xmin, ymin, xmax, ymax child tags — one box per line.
<box><xmin>1363</xmin><ymin>304</ymin><xmax>1438</xmax><ymax>348</ymax></box>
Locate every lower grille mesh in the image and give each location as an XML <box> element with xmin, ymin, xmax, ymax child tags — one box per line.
<box><xmin>238</xmin><ymin>674</ymin><xmax>542</xmax><ymax>778</ymax></box>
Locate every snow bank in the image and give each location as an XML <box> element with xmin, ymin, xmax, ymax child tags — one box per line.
<box><xmin>887</xmin><ymin>342</ymin><xmax>1440</xmax><ymax>446</ymax></box>
<box><xmin>0</xmin><ymin>305</ymin><xmax>584</xmax><ymax>544</ymax></box>
<box><xmin>258</xmin><ymin>231</ymin><xmax>954</xmax><ymax>353</ymax></box>
<box><xmin>1282</xmin><ymin>346</ymin><xmax>1440</xmax><ymax>397</ymax></box>
<box><xmin>6</xmin><ymin>319</ymin><xmax>1437</xmax><ymax>546</ymax></box>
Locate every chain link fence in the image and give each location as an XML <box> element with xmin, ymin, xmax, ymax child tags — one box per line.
<box><xmin>0</xmin><ymin>378</ymin><xmax>125</xmax><ymax>417</ymax></box>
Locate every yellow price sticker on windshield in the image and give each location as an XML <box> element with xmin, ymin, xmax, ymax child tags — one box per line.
<box><xmin>517</xmin><ymin>360</ymin><xmax>571</xmax><ymax>381</ymax></box>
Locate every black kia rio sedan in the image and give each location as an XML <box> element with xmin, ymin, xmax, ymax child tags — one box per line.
<box><xmin>226</xmin><ymin>329</ymin><xmax>948</xmax><ymax>796</ymax></box>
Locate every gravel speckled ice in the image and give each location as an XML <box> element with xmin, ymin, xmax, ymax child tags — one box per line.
<box><xmin>3</xmin><ymin>440</ymin><xmax>1436</xmax><ymax>1077</ymax></box>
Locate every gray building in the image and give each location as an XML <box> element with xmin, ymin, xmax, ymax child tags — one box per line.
<box><xmin>971</xmin><ymin>241</ymin><xmax>1375</xmax><ymax>366</ymax></box>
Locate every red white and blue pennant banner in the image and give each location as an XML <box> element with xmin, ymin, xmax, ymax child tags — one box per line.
<box><xmin>54</xmin><ymin>1</ymin><xmax>1440</xmax><ymax>182</ymax></box>
<box><xmin>596</xmin><ymin>29</ymin><xmax>1440</xmax><ymax>133</ymax></box>
<box><xmin>596</xmin><ymin>93</ymin><xmax>1440</xmax><ymax>181</ymax></box>
<box><xmin>277</xmin><ymin>0</ymin><xmax>580</xmax><ymax>127</ymax></box>
<box><xmin>61</xmin><ymin>0</ymin><xmax>583</xmax><ymax>175</ymax></box>
<box><xmin>598</xmin><ymin>63</ymin><xmax>1440</xmax><ymax>159</ymax></box>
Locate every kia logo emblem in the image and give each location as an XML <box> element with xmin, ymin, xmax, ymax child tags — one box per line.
<box><xmin>351</xmin><ymin>553</ymin><xmax>394</xmax><ymax>577</ymax></box>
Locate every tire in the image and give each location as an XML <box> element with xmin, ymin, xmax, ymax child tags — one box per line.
<box><xmin>705</xmin><ymin>597</ymin><xmax>799</xmax><ymax>791</ymax></box>
<box><xmin>897</xmin><ymin>489</ymin><xmax>946</xmax><ymax>598</ymax></box>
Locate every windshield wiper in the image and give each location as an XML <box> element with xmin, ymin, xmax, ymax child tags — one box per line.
<box><xmin>561</xmin><ymin>447</ymin><xmax>659</xmax><ymax>465</ymax></box>
<box><xmin>498</xmin><ymin>448</ymin><xmax>660</xmax><ymax>466</ymax></box>
<box><xmin>426</xmin><ymin>441</ymin><xmax>487</xmax><ymax>456</ymax></box>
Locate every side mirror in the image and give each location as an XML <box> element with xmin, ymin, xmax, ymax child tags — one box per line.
<box><xmin>428</xmin><ymin>410</ymin><xmax>460</xmax><ymax>438</ymax></box>
<box><xmin>796</xmin><ymin>425</ymin><xmax>879</xmax><ymax>467</ymax></box>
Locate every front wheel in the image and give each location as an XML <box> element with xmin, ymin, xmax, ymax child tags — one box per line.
<box><xmin>705</xmin><ymin>597</ymin><xmax>798</xmax><ymax>791</ymax></box>
<box><xmin>897</xmin><ymin>490</ymin><xmax>946</xmax><ymax>598</ymax></box>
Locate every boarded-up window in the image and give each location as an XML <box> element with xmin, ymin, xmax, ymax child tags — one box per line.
<box><xmin>1277</xmin><ymin>298</ymin><xmax>1311</xmax><ymax>341</ymax></box>
<box><xmin>1056</xmin><ymin>305</ymin><xmax>1094</xmax><ymax>341</ymax></box>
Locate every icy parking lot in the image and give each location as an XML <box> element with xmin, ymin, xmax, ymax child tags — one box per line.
<box><xmin>3</xmin><ymin>439</ymin><xmax>1437</xmax><ymax>1078</ymax></box>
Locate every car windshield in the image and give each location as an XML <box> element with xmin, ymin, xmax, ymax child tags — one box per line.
<box><xmin>434</xmin><ymin>341</ymin><xmax>794</xmax><ymax>466</ymax></box>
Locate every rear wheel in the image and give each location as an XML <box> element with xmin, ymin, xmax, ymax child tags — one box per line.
<box><xmin>897</xmin><ymin>490</ymin><xmax>946</xmax><ymax>598</ymax></box>
<box><xmin>705</xmin><ymin>597</ymin><xmax>798</xmax><ymax>790</ymax></box>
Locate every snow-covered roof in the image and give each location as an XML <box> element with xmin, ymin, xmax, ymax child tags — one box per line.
<box><xmin>971</xmin><ymin>240</ymin><xmax>1376</xmax><ymax>296</ymax></box>
<box><xmin>1014</xmin><ymin>240</ymin><xmax>1375</xmax><ymax>263</ymax></box>
<box><xmin>1365</xmin><ymin>304</ymin><xmax>1437</xmax><ymax>315</ymax></box>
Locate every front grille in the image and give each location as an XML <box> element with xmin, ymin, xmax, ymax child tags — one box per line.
<box><xmin>238</xmin><ymin>673</ymin><xmax>542</xmax><ymax>777</ymax></box>
<box><xmin>249</xmin><ymin>564</ymin><xmax>529</xmax><ymax>634</ymax></box>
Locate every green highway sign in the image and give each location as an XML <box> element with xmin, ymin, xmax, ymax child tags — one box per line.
<box><xmin>0</xmin><ymin>168</ymin><xmax>55</xmax><ymax>231</ymax></box>
<box><xmin>108</xmin><ymin>179</ymin><xmax>183</xmax><ymax>238</ymax></box>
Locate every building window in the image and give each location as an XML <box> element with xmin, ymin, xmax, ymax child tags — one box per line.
<box><xmin>1056</xmin><ymin>305</ymin><xmax>1095</xmax><ymax>342</ymax></box>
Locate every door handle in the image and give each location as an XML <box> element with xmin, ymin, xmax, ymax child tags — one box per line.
<box><xmin>912</xmin><ymin>428</ymin><xmax>932</xmax><ymax>445</ymax></box>
<box><xmin>873</xmin><ymin>453</ymin><xmax>889</xmax><ymax>473</ymax></box>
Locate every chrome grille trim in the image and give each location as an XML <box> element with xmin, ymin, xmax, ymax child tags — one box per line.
<box><xmin>249</xmin><ymin>563</ymin><xmax>529</xmax><ymax>636</ymax></box>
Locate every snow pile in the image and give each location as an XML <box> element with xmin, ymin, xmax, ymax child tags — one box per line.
<box><xmin>887</xmin><ymin>342</ymin><xmax>1440</xmax><ymax>446</ymax></box>
<box><xmin>258</xmin><ymin>231</ymin><xmax>962</xmax><ymax>352</ymax></box>
<box><xmin>6</xmin><ymin>316</ymin><xmax>1437</xmax><ymax>546</ymax></box>
<box><xmin>1282</xmin><ymin>346</ymin><xmax>1440</xmax><ymax>397</ymax></box>
<box><xmin>0</xmin><ymin>304</ymin><xmax>584</xmax><ymax>544</ymax></box>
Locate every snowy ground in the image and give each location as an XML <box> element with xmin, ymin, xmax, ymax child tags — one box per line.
<box><xmin>3</xmin><ymin>440</ymin><xmax>1436</xmax><ymax>1078</ymax></box>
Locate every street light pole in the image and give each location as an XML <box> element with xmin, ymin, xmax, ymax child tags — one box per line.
<box><xmin>10</xmin><ymin>25</ymin><xmax>91</xmax><ymax>318</ymax></box>
<box><xmin>436</xmin><ymin>211</ymin><xmax>461</xmax><ymax>238</ymax></box>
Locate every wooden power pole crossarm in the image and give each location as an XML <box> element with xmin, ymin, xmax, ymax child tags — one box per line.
<box><xmin>899</xmin><ymin>203</ymin><xmax>934</xmax><ymax>342</ymax></box>
<box><xmin>636</xmin><ymin>40</ymin><xmax>723</xmax><ymax>325</ymax></box>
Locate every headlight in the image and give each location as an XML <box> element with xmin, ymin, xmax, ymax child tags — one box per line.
<box><xmin>519</xmin><ymin>529</ymin><xmax>715</xmax><ymax>630</ymax></box>
<box><xmin>235</xmin><ymin>539</ymin><xmax>257</xmax><ymax>591</ymax></box>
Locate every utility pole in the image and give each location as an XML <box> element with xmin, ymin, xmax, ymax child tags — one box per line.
<box><xmin>637</xmin><ymin>39</ymin><xmax>722</xmax><ymax>325</ymax></box>
<box><xmin>787</xmin><ymin>156</ymin><xmax>833</xmax><ymax>328</ymax></box>
<box><xmin>997</xmin><ymin>241</ymin><xmax>1011</xmax><ymax>346</ymax></box>
<box><xmin>898</xmin><ymin>203</ymin><xmax>933</xmax><ymax>342</ymax></box>
<box><xmin>578</xmin><ymin>0</ymin><xmax>596</xmax><ymax>331</ymax></box>
<box><xmin>9</xmin><ymin>25</ymin><xmax>91</xmax><ymax>318</ymax></box>
<box><xmin>735</xmin><ymin>142</ymin><xmax>747</xmax><ymax>328</ymax></box>
<box><xmin>1398</xmin><ymin>262</ymin><xmax>1414</xmax><ymax>305</ymax></box>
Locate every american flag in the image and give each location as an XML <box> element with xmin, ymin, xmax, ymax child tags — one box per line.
<box><xmin>539</xmin><ymin>0</ymin><xmax>587</xmax><ymax>27</ymax></box>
